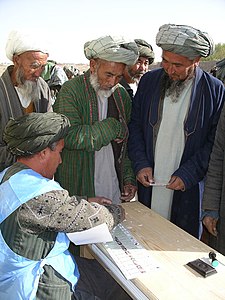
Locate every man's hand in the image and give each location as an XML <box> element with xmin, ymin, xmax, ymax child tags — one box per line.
<box><xmin>136</xmin><ymin>167</ymin><xmax>153</xmax><ymax>187</ymax></box>
<box><xmin>104</xmin><ymin>204</ymin><xmax>126</xmax><ymax>223</ymax></box>
<box><xmin>120</xmin><ymin>184</ymin><xmax>137</xmax><ymax>202</ymax></box>
<box><xmin>88</xmin><ymin>197</ymin><xmax>112</xmax><ymax>205</ymax></box>
<box><xmin>166</xmin><ymin>176</ymin><xmax>185</xmax><ymax>191</ymax></box>
<box><xmin>114</xmin><ymin>138</ymin><xmax>123</xmax><ymax>143</ymax></box>
<box><xmin>118</xmin><ymin>205</ymin><xmax>126</xmax><ymax>221</ymax></box>
<box><xmin>202</xmin><ymin>216</ymin><xmax>218</xmax><ymax>236</ymax></box>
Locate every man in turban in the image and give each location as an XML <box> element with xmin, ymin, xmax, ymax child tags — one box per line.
<box><xmin>210</xmin><ymin>58</ymin><xmax>225</xmax><ymax>85</ymax></box>
<box><xmin>120</xmin><ymin>38</ymin><xmax>155</xmax><ymax>100</ymax></box>
<box><xmin>0</xmin><ymin>112</ymin><xmax>131</xmax><ymax>300</ymax></box>
<box><xmin>54</xmin><ymin>35</ymin><xmax>138</xmax><ymax>207</ymax></box>
<box><xmin>0</xmin><ymin>30</ymin><xmax>52</xmax><ymax>172</ymax></box>
<box><xmin>41</xmin><ymin>60</ymin><xmax>69</xmax><ymax>103</ymax></box>
<box><xmin>128</xmin><ymin>24</ymin><xmax>225</xmax><ymax>239</ymax></box>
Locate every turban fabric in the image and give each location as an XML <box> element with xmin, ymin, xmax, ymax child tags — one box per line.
<box><xmin>84</xmin><ymin>35</ymin><xmax>139</xmax><ymax>65</ymax></box>
<box><xmin>3</xmin><ymin>112</ymin><xmax>70</xmax><ymax>156</ymax></box>
<box><xmin>156</xmin><ymin>24</ymin><xmax>214</xmax><ymax>59</ymax></box>
<box><xmin>5</xmin><ymin>30</ymin><xmax>49</xmax><ymax>61</ymax></box>
<box><xmin>134</xmin><ymin>39</ymin><xmax>155</xmax><ymax>64</ymax></box>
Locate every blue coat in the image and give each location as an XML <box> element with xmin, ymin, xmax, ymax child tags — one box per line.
<box><xmin>128</xmin><ymin>67</ymin><xmax>225</xmax><ymax>238</ymax></box>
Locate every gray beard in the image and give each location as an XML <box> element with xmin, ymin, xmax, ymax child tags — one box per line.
<box><xmin>127</xmin><ymin>67</ymin><xmax>143</xmax><ymax>84</ymax></box>
<box><xmin>164</xmin><ymin>73</ymin><xmax>194</xmax><ymax>103</ymax></box>
<box><xmin>165</xmin><ymin>80</ymin><xmax>189</xmax><ymax>102</ymax></box>
<box><xmin>15</xmin><ymin>68</ymin><xmax>39</xmax><ymax>103</ymax></box>
<box><xmin>90</xmin><ymin>72</ymin><xmax>114</xmax><ymax>98</ymax></box>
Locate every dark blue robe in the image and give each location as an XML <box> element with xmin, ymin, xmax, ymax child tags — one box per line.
<box><xmin>128</xmin><ymin>67</ymin><xmax>225</xmax><ymax>238</ymax></box>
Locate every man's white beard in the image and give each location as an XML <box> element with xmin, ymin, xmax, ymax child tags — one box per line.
<box><xmin>90</xmin><ymin>71</ymin><xmax>114</xmax><ymax>98</ymax></box>
<box><xmin>16</xmin><ymin>68</ymin><xmax>39</xmax><ymax>103</ymax></box>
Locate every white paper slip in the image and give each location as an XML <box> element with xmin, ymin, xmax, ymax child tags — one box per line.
<box><xmin>104</xmin><ymin>224</ymin><xmax>160</xmax><ymax>279</ymax></box>
<box><xmin>149</xmin><ymin>182</ymin><xmax>167</xmax><ymax>186</ymax></box>
<box><xmin>67</xmin><ymin>223</ymin><xmax>113</xmax><ymax>245</ymax></box>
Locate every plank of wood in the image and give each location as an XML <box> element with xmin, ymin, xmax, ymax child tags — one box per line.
<box><xmin>90</xmin><ymin>201</ymin><xmax>225</xmax><ymax>300</ymax></box>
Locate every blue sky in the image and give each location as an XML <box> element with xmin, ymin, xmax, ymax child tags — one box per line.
<box><xmin>0</xmin><ymin>0</ymin><xmax>224</xmax><ymax>63</ymax></box>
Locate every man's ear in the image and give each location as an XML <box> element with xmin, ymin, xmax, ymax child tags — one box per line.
<box><xmin>90</xmin><ymin>59</ymin><xmax>97</xmax><ymax>74</ymax></box>
<box><xmin>194</xmin><ymin>57</ymin><xmax>201</xmax><ymax>67</ymax></box>
<box><xmin>13</xmin><ymin>54</ymin><xmax>20</xmax><ymax>66</ymax></box>
<box><xmin>39</xmin><ymin>148</ymin><xmax>49</xmax><ymax>161</ymax></box>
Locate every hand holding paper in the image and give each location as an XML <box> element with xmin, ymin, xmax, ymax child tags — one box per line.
<box><xmin>67</xmin><ymin>223</ymin><xmax>113</xmax><ymax>245</ymax></box>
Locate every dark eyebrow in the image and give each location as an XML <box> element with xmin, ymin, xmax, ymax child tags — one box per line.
<box><xmin>105</xmin><ymin>71</ymin><xmax>114</xmax><ymax>76</ymax></box>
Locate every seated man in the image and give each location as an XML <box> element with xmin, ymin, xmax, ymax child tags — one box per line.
<box><xmin>0</xmin><ymin>112</ymin><xmax>131</xmax><ymax>300</ymax></box>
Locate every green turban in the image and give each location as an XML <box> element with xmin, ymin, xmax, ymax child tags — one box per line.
<box><xmin>134</xmin><ymin>39</ymin><xmax>155</xmax><ymax>64</ymax></box>
<box><xmin>156</xmin><ymin>24</ymin><xmax>214</xmax><ymax>59</ymax></box>
<box><xmin>3</xmin><ymin>112</ymin><xmax>70</xmax><ymax>156</ymax></box>
<box><xmin>84</xmin><ymin>35</ymin><xmax>139</xmax><ymax>66</ymax></box>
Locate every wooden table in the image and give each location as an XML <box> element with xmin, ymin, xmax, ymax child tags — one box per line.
<box><xmin>82</xmin><ymin>201</ymin><xmax>225</xmax><ymax>300</ymax></box>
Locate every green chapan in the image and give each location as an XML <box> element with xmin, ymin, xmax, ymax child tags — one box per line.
<box><xmin>3</xmin><ymin>112</ymin><xmax>70</xmax><ymax>156</ymax></box>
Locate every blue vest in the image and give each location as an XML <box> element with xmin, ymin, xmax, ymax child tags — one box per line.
<box><xmin>0</xmin><ymin>168</ymin><xmax>80</xmax><ymax>300</ymax></box>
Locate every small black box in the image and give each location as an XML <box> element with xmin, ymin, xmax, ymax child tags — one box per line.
<box><xmin>186</xmin><ymin>259</ymin><xmax>217</xmax><ymax>277</ymax></box>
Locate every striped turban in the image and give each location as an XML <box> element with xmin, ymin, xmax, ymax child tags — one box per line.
<box><xmin>84</xmin><ymin>35</ymin><xmax>139</xmax><ymax>65</ymax></box>
<box><xmin>3</xmin><ymin>112</ymin><xmax>70</xmax><ymax>156</ymax></box>
<box><xmin>156</xmin><ymin>24</ymin><xmax>214</xmax><ymax>59</ymax></box>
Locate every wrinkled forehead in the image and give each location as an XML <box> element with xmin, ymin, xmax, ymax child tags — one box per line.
<box><xmin>16</xmin><ymin>50</ymin><xmax>48</xmax><ymax>60</ymax></box>
<box><xmin>14</xmin><ymin>51</ymin><xmax>49</xmax><ymax>68</ymax></box>
<box><xmin>91</xmin><ymin>58</ymin><xmax>126</xmax><ymax>73</ymax></box>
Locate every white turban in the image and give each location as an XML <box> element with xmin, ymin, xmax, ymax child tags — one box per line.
<box><xmin>5</xmin><ymin>30</ymin><xmax>49</xmax><ymax>61</ymax></box>
<box><xmin>84</xmin><ymin>35</ymin><xmax>139</xmax><ymax>66</ymax></box>
<box><xmin>156</xmin><ymin>24</ymin><xmax>214</xmax><ymax>59</ymax></box>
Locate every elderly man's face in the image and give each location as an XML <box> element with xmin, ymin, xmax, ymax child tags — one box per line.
<box><xmin>14</xmin><ymin>51</ymin><xmax>48</xmax><ymax>82</ymax></box>
<box><xmin>127</xmin><ymin>56</ymin><xmax>149</xmax><ymax>81</ymax></box>
<box><xmin>161</xmin><ymin>50</ymin><xmax>200</xmax><ymax>81</ymax></box>
<box><xmin>90</xmin><ymin>59</ymin><xmax>125</xmax><ymax>91</ymax></box>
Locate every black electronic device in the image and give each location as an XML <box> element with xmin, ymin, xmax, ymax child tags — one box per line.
<box><xmin>186</xmin><ymin>258</ymin><xmax>217</xmax><ymax>277</ymax></box>
<box><xmin>209</xmin><ymin>251</ymin><xmax>219</xmax><ymax>267</ymax></box>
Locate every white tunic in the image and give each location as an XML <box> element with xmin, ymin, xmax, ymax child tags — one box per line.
<box><xmin>129</xmin><ymin>82</ymin><xmax>138</xmax><ymax>95</ymax></box>
<box><xmin>15</xmin><ymin>87</ymin><xmax>31</xmax><ymax>108</ymax></box>
<box><xmin>151</xmin><ymin>79</ymin><xmax>193</xmax><ymax>219</ymax></box>
<box><xmin>94</xmin><ymin>94</ymin><xmax>121</xmax><ymax>204</ymax></box>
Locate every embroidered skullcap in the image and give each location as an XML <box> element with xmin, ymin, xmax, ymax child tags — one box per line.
<box><xmin>156</xmin><ymin>24</ymin><xmax>214</xmax><ymax>59</ymax></box>
<box><xmin>134</xmin><ymin>39</ymin><xmax>155</xmax><ymax>64</ymax></box>
<box><xmin>3</xmin><ymin>112</ymin><xmax>70</xmax><ymax>156</ymax></box>
<box><xmin>5</xmin><ymin>30</ymin><xmax>49</xmax><ymax>61</ymax></box>
<box><xmin>84</xmin><ymin>35</ymin><xmax>139</xmax><ymax>65</ymax></box>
